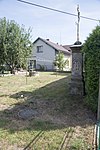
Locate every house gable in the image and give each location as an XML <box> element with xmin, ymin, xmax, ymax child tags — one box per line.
<box><xmin>33</xmin><ymin>38</ymin><xmax>56</xmax><ymax>58</ymax></box>
<box><xmin>32</xmin><ymin>38</ymin><xmax>57</xmax><ymax>70</ymax></box>
<box><xmin>33</xmin><ymin>37</ymin><xmax>71</xmax><ymax>55</ymax></box>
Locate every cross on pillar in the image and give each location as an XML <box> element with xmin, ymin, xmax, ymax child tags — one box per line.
<box><xmin>69</xmin><ymin>5</ymin><xmax>84</xmax><ymax>96</ymax></box>
<box><xmin>76</xmin><ymin>5</ymin><xmax>80</xmax><ymax>42</ymax></box>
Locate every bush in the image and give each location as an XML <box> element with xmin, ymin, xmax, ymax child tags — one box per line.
<box><xmin>82</xmin><ymin>26</ymin><xmax>100</xmax><ymax>112</ymax></box>
<box><xmin>53</xmin><ymin>52</ymin><xmax>69</xmax><ymax>71</ymax></box>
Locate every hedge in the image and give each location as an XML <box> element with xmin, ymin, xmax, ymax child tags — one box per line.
<box><xmin>82</xmin><ymin>26</ymin><xmax>100</xmax><ymax>112</ymax></box>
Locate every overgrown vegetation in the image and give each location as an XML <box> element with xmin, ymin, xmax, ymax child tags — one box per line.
<box><xmin>82</xmin><ymin>26</ymin><xmax>100</xmax><ymax>112</ymax></box>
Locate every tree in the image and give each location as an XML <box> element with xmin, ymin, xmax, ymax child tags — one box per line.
<box><xmin>53</xmin><ymin>52</ymin><xmax>69</xmax><ymax>71</ymax></box>
<box><xmin>0</xmin><ymin>17</ymin><xmax>7</xmax><ymax>67</ymax></box>
<box><xmin>82</xmin><ymin>26</ymin><xmax>100</xmax><ymax>112</ymax></box>
<box><xmin>0</xmin><ymin>17</ymin><xmax>33</xmax><ymax>73</ymax></box>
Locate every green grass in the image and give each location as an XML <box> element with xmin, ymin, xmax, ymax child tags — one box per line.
<box><xmin>70</xmin><ymin>138</ymin><xmax>92</xmax><ymax>150</ymax></box>
<box><xmin>0</xmin><ymin>72</ymin><xmax>95</xmax><ymax>149</ymax></box>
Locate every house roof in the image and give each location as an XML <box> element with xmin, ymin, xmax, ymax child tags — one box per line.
<box><xmin>33</xmin><ymin>37</ymin><xmax>71</xmax><ymax>55</ymax></box>
<box><xmin>63</xmin><ymin>45</ymin><xmax>72</xmax><ymax>52</ymax></box>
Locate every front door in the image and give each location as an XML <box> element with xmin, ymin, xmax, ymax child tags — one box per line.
<box><xmin>33</xmin><ymin>60</ymin><xmax>36</xmax><ymax>69</ymax></box>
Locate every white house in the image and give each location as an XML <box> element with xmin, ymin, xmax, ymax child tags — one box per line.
<box><xmin>28</xmin><ymin>37</ymin><xmax>72</xmax><ymax>71</ymax></box>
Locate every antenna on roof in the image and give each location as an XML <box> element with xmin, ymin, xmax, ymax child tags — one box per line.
<box><xmin>60</xmin><ymin>32</ymin><xmax>62</xmax><ymax>45</ymax></box>
<box><xmin>99</xmin><ymin>20</ymin><xmax>100</xmax><ymax>26</ymax></box>
<box><xmin>76</xmin><ymin>5</ymin><xmax>80</xmax><ymax>42</ymax></box>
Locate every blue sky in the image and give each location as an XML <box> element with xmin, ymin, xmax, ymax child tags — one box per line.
<box><xmin>0</xmin><ymin>0</ymin><xmax>100</xmax><ymax>44</ymax></box>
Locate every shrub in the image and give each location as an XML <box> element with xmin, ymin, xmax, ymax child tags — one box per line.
<box><xmin>53</xmin><ymin>52</ymin><xmax>69</xmax><ymax>71</ymax></box>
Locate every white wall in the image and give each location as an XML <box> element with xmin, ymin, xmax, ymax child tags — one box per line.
<box><xmin>29</xmin><ymin>39</ymin><xmax>72</xmax><ymax>71</ymax></box>
<box><xmin>31</xmin><ymin>39</ymin><xmax>55</xmax><ymax>70</ymax></box>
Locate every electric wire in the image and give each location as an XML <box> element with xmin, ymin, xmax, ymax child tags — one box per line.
<box><xmin>17</xmin><ymin>0</ymin><xmax>99</xmax><ymax>22</ymax></box>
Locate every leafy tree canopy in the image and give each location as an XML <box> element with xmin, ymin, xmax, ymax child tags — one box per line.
<box><xmin>0</xmin><ymin>17</ymin><xmax>33</xmax><ymax>73</ymax></box>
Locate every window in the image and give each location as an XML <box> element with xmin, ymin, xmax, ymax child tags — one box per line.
<box><xmin>30</xmin><ymin>60</ymin><xmax>34</xmax><ymax>67</ymax></box>
<box><xmin>37</xmin><ymin>46</ymin><xmax>43</xmax><ymax>53</ymax></box>
<box><xmin>28</xmin><ymin>60</ymin><xmax>36</xmax><ymax>70</ymax></box>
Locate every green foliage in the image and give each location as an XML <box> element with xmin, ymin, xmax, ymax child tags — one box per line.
<box><xmin>53</xmin><ymin>52</ymin><xmax>69</xmax><ymax>71</ymax></box>
<box><xmin>82</xmin><ymin>26</ymin><xmax>100</xmax><ymax>112</ymax></box>
<box><xmin>0</xmin><ymin>17</ymin><xmax>7</xmax><ymax>66</ymax></box>
<box><xmin>0</xmin><ymin>17</ymin><xmax>33</xmax><ymax>73</ymax></box>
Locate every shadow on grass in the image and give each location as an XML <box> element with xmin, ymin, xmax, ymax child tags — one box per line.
<box><xmin>50</xmin><ymin>72</ymin><xmax>69</xmax><ymax>76</ymax></box>
<box><xmin>0</xmin><ymin>76</ymin><xmax>96</xmax><ymax>134</ymax></box>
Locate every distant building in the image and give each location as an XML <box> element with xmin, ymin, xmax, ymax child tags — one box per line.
<box><xmin>28</xmin><ymin>37</ymin><xmax>72</xmax><ymax>71</ymax></box>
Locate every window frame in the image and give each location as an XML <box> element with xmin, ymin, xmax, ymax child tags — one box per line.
<box><xmin>37</xmin><ymin>45</ymin><xmax>43</xmax><ymax>53</ymax></box>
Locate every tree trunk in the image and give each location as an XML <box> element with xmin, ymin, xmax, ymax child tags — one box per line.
<box><xmin>10</xmin><ymin>65</ymin><xmax>15</xmax><ymax>74</ymax></box>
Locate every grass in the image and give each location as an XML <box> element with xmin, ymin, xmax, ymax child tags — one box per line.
<box><xmin>0</xmin><ymin>71</ymin><xmax>96</xmax><ymax>150</ymax></box>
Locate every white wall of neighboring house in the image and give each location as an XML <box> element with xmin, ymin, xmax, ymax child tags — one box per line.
<box><xmin>28</xmin><ymin>38</ymin><xmax>72</xmax><ymax>71</ymax></box>
<box><xmin>29</xmin><ymin>39</ymin><xmax>56</xmax><ymax>70</ymax></box>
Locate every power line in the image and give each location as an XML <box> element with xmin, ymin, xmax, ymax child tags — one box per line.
<box><xmin>17</xmin><ymin>0</ymin><xmax>99</xmax><ymax>22</ymax></box>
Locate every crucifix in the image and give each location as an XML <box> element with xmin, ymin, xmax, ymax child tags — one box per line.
<box><xmin>76</xmin><ymin>5</ymin><xmax>80</xmax><ymax>42</ymax></box>
<box><xmin>69</xmin><ymin>5</ymin><xmax>84</xmax><ymax>96</ymax></box>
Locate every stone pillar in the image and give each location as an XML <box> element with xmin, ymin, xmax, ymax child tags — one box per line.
<box><xmin>69</xmin><ymin>41</ymin><xmax>84</xmax><ymax>96</ymax></box>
